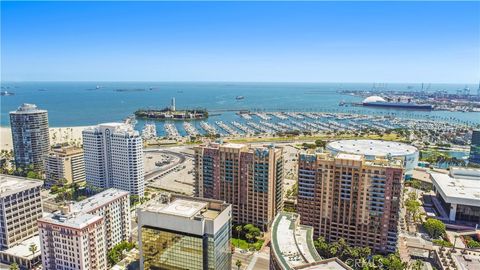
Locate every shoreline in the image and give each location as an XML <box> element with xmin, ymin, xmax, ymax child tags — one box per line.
<box><xmin>0</xmin><ymin>126</ymin><xmax>93</xmax><ymax>151</ymax></box>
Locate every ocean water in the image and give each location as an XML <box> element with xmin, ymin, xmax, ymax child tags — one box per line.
<box><xmin>1</xmin><ymin>82</ymin><xmax>479</xmax><ymax>136</ymax></box>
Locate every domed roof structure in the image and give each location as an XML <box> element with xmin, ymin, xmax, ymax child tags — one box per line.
<box><xmin>362</xmin><ymin>96</ymin><xmax>386</xmax><ymax>103</ymax></box>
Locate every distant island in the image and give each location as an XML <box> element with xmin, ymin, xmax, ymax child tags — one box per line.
<box><xmin>134</xmin><ymin>98</ymin><xmax>208</xmax><ymax>120</ymax></box>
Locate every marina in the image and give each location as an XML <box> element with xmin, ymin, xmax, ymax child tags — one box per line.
<box><xmin>133</xmin><ymin>110</ymin><xmax>471</xmax><ymax>140</ymax></box>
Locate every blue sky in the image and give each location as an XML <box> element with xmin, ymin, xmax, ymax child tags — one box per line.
<box><xmin>1</xmin><ymin>1</ymin><xmax>479</xmax><ymax>83</ymax></box>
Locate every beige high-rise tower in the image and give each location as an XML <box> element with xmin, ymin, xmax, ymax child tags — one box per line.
<box><xmin>297</xmin><ymin>152</ymin><xmax>404</xmax><ymax>254</ymax></box>
<box><xmin>194</xmin><ymin>142</ymin><xmax>284</xmax><ymax>230</ymax></box>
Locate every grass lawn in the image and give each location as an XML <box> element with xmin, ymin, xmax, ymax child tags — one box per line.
<box><xmin>226</xmin><ymin>133</ymin><xmax>405</xmax><ymax>144</ymax></box>
<box><xmin>231</xmin><ymin>238</ymin><xmax>264</xmax><ymax>251</ymax></box>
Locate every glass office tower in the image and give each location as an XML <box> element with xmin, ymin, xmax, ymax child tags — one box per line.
<box><xmin>138</xmin><ymin>194</ymin><xmax>232</xmax><ymax>270</ymax></box>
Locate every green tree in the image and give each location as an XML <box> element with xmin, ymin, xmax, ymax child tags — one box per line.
<box><xmin>315</xmin><ymin>139</ymin><xmax>327</xmax><ymax>149</ymax></box>
<box><xmin>235</xmin><ymin>259</ymin><xmax>242</xmax><ymax>270</ymax></box>
<box><xmin>423</xmin><ymin>218</ymin><xmax>446</xmax><ymax>239</ymax></box>
<box><xmin>245</xmin><ymin>233</ymin><xmax>253</xmax><ymax>251</ymax></box>
<box><xmin>410</xmin><ymin>260</ymin><xmax>424</xmax><ymax>270</ymax></box>
<box><xmin>405</xmin><ymin>199</ymin><xmax>421</xmax><ymax>223</ymax></box>
<box><xmin>29</xmin><ymin>243</ymin><xmax>38</xmax><ymax>256</ymax></box>
<box><xmin>9</xmin><ymin>263</ymin><xmax>19</xmax><ymax>270</ymax></box>
<box><xmin>381</xmin><ymin>253</ymin><xmax>407</xmax><ymax>270</ymax></box>
<box><xmin>235</xmin><ymin>225</ymin><xmax>243</xmax><ymax>239</ymax></box>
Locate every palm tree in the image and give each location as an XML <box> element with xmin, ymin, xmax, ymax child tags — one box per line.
<box><xmin>235</xmin><ymin>225</ymin><xmax>243</xmax><ymax>240</ymax></box>
<box><xmin>235</xmin><ymin>259</ymin><xmax>242</xmax><ymax>270</ymax></box>
<box><xmin>29</xmin><ymin>243</ymin><xmax>38</xmax><ymax>256</ymax></box>
<box><xmin>9</xmin><ymin>263</ymin><xmax>19</xmax><ymax>270</ymax></box>
<box><xmin>245</xmin><ymin>233</ymin><xmax>253</xmax><ymax>251</ymax></box>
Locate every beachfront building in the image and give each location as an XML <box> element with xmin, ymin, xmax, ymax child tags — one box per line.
<box><xmin>469</xmin><ymin>129</ymin><xmax>480</xmax><ymax>166</ymax></box>
<box><xmin>0</xmin><ymin>175</ymin><xmax>43</xmax><ymax>250</ymax></box>
<box><xmin>326</xmin><ymin>139</ymin><xmax>418</xmax><ymax>179</ymax></box>
<box><xmin>38</xmin><ymin>211</ymin><xmax>107</xmax><ymax>270</ymax></box>
<box><xmin>430</xmin><ymin>168</ymin><xmax>480</xmax><ymax>223</ymax></box>
<box><xmin>194</xmin><ymin>142</ymin><xmax>284</xmax><ymax>231</ymax></box>
<box><xmin>45</xmin><ymin>144</ymin><xmax>85</xmax><ymax>188</ymax></box>
<box><xmin>0</xmin><ymin>175</ymin><xmax>43</xmax><ymax>268</ymax></box>
<box><xmin>137</xmin><ymin>194</ymin><xmax>232</xmax><ymax>270</ymax></box>
<box><xmin>71</xmin><ymin>188</ymin><xmax>131</xmax><ymax>250</ymax></box>
<box><xmin>270</xmin><ymin>212</ymin><xmax>351</xmax><ymax>270</ymax></box>
<box><xmin>83</xmin><ymin>123</ymin><xmax>144</xmax><ymax>196</ymax></box>
<box><xmin>9</xmin><ymin>103</ymin><xmax>50</xmax><ymax>173</ymax></box>
<box><xmin>297</xmin><ymin>152</ymin><xmax>404</xmax><ymax>254</ymax></box>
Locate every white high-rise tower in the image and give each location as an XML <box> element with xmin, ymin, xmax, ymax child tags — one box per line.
<box><xmin>82</xmin><ymin>123</ymin><xmax>144</xmax><ymax>196</ymax></box>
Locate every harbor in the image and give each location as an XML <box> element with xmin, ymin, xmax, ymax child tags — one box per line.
<box><xmin>138</xmin><ymin>110</ymin><xmax>472</xmax><ymax>140</ymax></box>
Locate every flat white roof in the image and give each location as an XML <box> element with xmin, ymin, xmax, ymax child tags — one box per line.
<box><xmin>297</xmin><ymin>260</ymin><xmax>351</xmax><ymax>270</ymax></box>
<box><xmin>271</xmin><ymin>213</ymin><xmax>321</xmax><ymax>268</ymax></box>
<box><xmin>431</xmin><ymin>171</ymin><xmax>480</xmax><ymax>207</ymax></box>
<box><xmin>0</xmin><ymin>235</ymin><xmax>41</xmax><ymax>259</ymax></box>
<box><xmin>158</xmin><ymin>199</ymin><xmax>208</xmax><ymax>218</ymax></box>
<box><xmin>336</xmin><ymin>153</ymin><xmax>363</xmax><ymax>161</ymax></box>
<box><xmin>222</xmin><ymin>143</ymin><xmax>245</xmax><ymax>149</ymax></box>
<box><xmin>0</xmin><ymin>174</ymin><xmax>43</xmax><ymax>198</ymax></box>
<box><xmin>39</xmin><ymin>212</ymin><xmax>102</xmax><ymax>229</ymax></box>
<box><xmin>72</xmin><ymin>188</ymin><xmax>129</xmax><ymax>213</ymax></box>
<box><xmin>327</xmin><ymin>140</ymin><xmax>418</xmax><ymax>157</ymax></box>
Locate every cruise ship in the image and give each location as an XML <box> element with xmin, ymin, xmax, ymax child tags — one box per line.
<box><xmin>362</xmin><ymin>96</ymin><xmax>433</xmax><ymax>110</ymax></box>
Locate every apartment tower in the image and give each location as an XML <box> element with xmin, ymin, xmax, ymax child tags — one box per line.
<box><xmin>9</xmin><ymin>103</ymin><xmax>50</xmax><ymax>172</ymax></box>
<box><xmin>297</xmin><ymin>152</ymin><xmax>404</xmax><ymax>254</ymax></box>
<box><xmin>71</xmin><ymin>188</ymin><xmax>131</xmax><ymax>250</ymax></box>
<box><xmin>0</xmin><ymin>175</ymin><xmax>43</xmax><ymax>249</ymax></box>
<box><xmin>82</xmin><ymin>123</ymin><xmax>144</xmax><ymax>196</ymax></box>
<box><xmin>38</xmin><ymin>212</ymin><xmax>106</xmax><ymax>270</ymax></box>
<box><xmin>194</xmin><ymin>143</ymin><xmax>283</xmax><ymax>231</ymax></box>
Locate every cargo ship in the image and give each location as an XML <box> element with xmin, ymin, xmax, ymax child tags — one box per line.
<box><xmin>362</xmin><ymin>96</ymin><xmax>433</xmax><ymax>110</ymax></box>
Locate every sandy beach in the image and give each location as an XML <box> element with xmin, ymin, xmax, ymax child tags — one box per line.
<box><xmin>0</xmin><ymin>126</ymin><xmax>93</xmax><ymax>151</ymax></box>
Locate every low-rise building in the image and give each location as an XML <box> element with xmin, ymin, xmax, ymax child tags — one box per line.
<box><xmin>431</xmin><ymin>167</ymin><xmax>480</xmax><ymax>223</ymax></box>
<box><xmin>45</xmin><ymin>145</ymin><xmax>85</xmax><ymax>188</ymax></box>
<box><xmin>0</xmin><ymin>236</ymin><xmax>41</xmax><ymax>269</ymax></box>
<box><xmin>137</xmin><ymin>194</ymin><xmax>232</xmax><ymax>270</ymax></box>
<box><xmin>38</xmin><ymin>212</ymin><xmax>107</xmax><ymax>270</ymax></box>
<box><xmin>270</xmin><ymin>212</ymin><xmax>351</xmax><ymax>270</ymax></box>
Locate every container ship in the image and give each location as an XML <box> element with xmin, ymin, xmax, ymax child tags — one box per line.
<box><xmin>362</xmin><ymin>96</ymin><xmax>433</xmax><ymax>110</ymax></box>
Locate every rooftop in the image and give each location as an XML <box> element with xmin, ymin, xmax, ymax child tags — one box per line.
<box><xmin>0</xmin><ymin>235</ymin><xmax>41</xmax><ymax>260</ymax></box>
<box><xmin>0</xmin><ymin>174</ymin><xmax>43</xmax><ymax>198</ymax></box>
<box><xmin>72</xmin><ymin>188</ymin><xmax>129</xmax><ymax>213</ymax></box>
<box><xmin>142</xmin><ymin>195</ymin><xmax>220</xmax><ymax>220</ymax></box>
<box><xmin>50</xmin><ymin>145</ymin><xmax>84</xmax><ymax>155</ymax></box>
<box><xmin>271</xmin><ymin>212</ymin><xmax>322</xmax><ymax>269</ymax></box>
<box><xmin>39</xmin><ymin>212</ymin><xmax>102</xmax><ymax>229</ymax></box>
<box><xmin>294</xmin><ymin>258</ymin><xmax>352</xmax><ymax>270</ymax></box>
<box><xmin>336</xmin><ymin>153</ymin><xmax>363</xmax><ymax>161</ymax></box>
<box><xmin>431</xmin><ymin>168</ymin><xmax>480</xmax><ymax>206</ymax></box>
<box><xmin>327</xmin><ymin>139</ymin><xmax>418</xmax><ymax>157</ymax></box>
<box><xmin>10</xmin><ymin>103</ymin><xmax>47</xmax><ymax>114</ymax></box>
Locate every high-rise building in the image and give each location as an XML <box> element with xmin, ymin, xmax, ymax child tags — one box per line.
<box><xmin>469</xmin><ymin>129</ymin><xmax>480</xmax><ymax>166</ymax></box>
<box><xmin>83</xmin><ymin>123</ymin><xmax>144</xmax><ymax>196</ymax></box>
<box><xmin>38</xmin><ymin>212</ymin><xmax>107</xmax><ymax>270</ymax></box>
<box><xmin>194</xmin><ymin>142</ymin><xmax>284</xmax><ymax>230</ymax></box>
<box><xmin>297</xmin><ymin>152</ymin><xmax>404</xmax><ymax>254</ymax></box>
<box><xmin>137</xmin><ymin>194</ymin><xmax>232</xmax><ymax>270</ymax></box>
<box><xmin>0</xmin><ymin>175</ymin><xmax>43</xmax><ymax>250</ymax></box>
<box><xmin>9</xmin><ymin>103</ymin><xmax>50</xmax><ymax>172</ymax></box>
<box><xmin>71</xmin><ymin>188</ymin><xmax>131</xmax><ymax>250</ymax></box>
<box><xmin>45</xmin><ymin>144</ymin><xmax>85</xmax><ymax>188</ymax></box>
